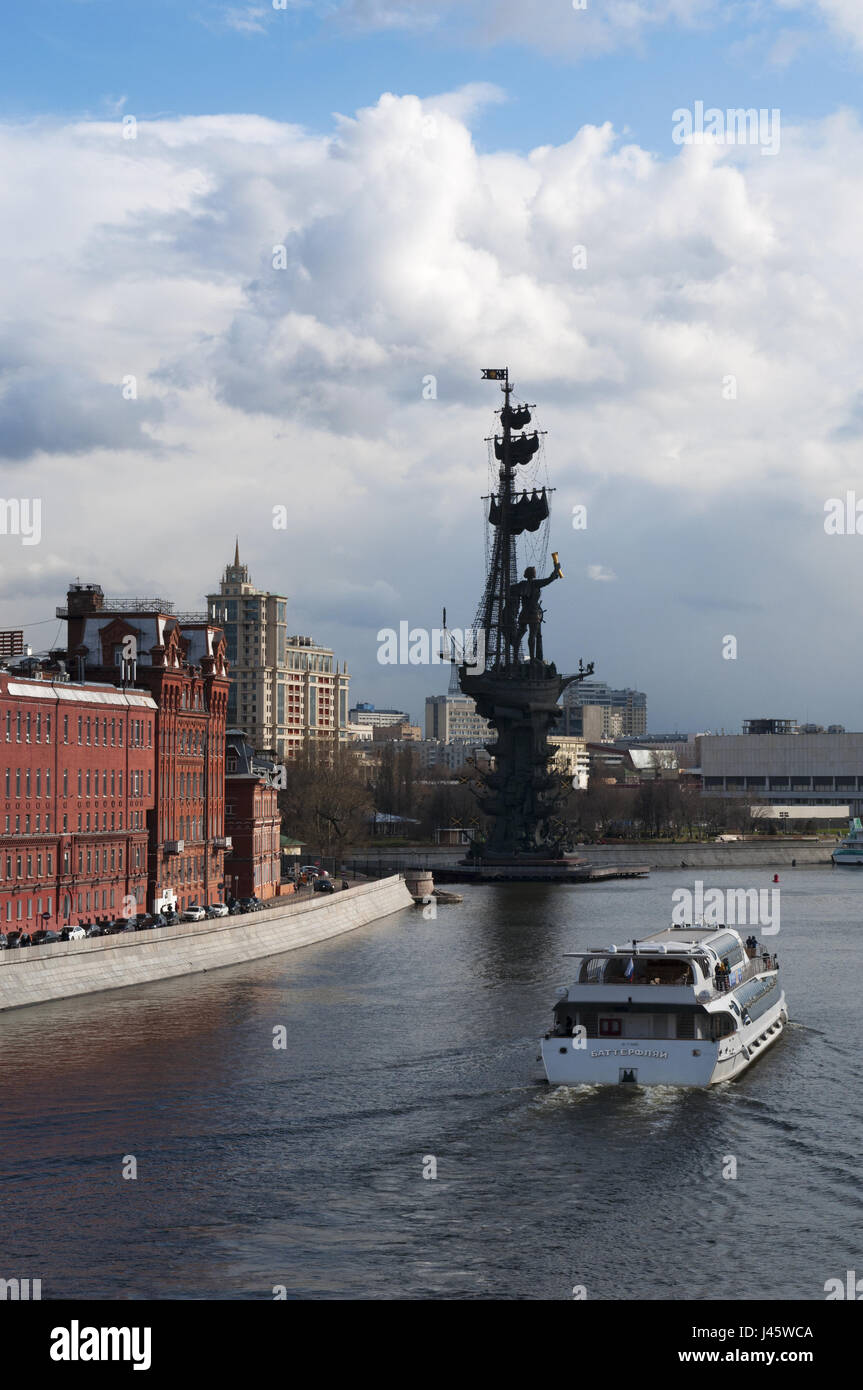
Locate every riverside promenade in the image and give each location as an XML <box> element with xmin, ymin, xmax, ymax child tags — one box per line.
<box><xmin>0</xmin><ymin>875</ymin><xmax>413</xmax><ymax>1013</ymax></box>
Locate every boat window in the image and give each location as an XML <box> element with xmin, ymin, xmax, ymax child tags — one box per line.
<box><xmin>735</xmin><ymin>975</ymin><xmax>778</xmax><ymax>1022</ymax></box>
<box><xmin>710</xmin><ymin>932</ymin><xmax>745</xmax><ymax>969</ymax></box>
<box><xmin>578</xmin><ymin>956</ymin><xmax>606</xmax><ymax>983</ymax></box>
<box><xmin>605</xmin><ymin>956</ymin><xmax>695</xmax><ymax>986</ymax></box>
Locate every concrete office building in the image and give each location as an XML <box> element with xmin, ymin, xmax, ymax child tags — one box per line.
<box><xmin>349</xmin><ymin>704</ymin><xmax>412</xmax><ymax>729</ymax></box>
<box><xmin>425</xmin><ymin>695</ymin><xmax>491</xmax><ymax>744</ymax></box>
<box><xmin>560</xmin><ymin>681</ymin><xmax>647</xmax><ymax>737</ymax></box>
<box><xmin>700</xmin><ymin>730</ymin><xmax>863</xmax><ymax>816</ymax></box>
<box><xmin>416</xmin><ymin>739</ymin><xmax>491</xmax><ymax>773</ymax></box>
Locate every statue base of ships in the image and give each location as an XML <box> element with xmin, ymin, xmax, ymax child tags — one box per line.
<box><xmin>456</xmin><ymin>368</ymin><xmax>594</xmax><ymax>868</ymax></box>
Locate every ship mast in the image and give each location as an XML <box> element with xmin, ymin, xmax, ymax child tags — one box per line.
<box><xmin>479</xmin><ymin>367</ymin><xmax>522</xmax><ymax>670</ymax></box>
<box><xmin>498</xmin><ymin>370</ymin><xmax>516</xmax><ymax>669</ymax></box>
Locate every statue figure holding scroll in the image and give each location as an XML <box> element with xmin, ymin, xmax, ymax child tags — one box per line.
<box><xmin>510</xmin><ymin>558</ymin><xmax>561</xmax><ymax>663</ymax></box>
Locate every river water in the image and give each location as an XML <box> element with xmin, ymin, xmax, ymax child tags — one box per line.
<box><xmin>1</xmin><ymin>868</ymin><xmax>860</xmax><ymax>1300</ymax></box>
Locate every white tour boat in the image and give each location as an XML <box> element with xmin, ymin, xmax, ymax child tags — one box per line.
<box><xmin>541</xmin><ymin>925</ymin><xmax>787</xmax><ymax>1087</ymax></box>
<box><xmin>831</xmin><ymin>817</ymin><xmax>863</xmax><ymax>866</ymax></box>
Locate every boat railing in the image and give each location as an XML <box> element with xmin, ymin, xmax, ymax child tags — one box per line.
<box><xmin>711</xmin><ymin>953</ymin><xmax>778</xmax><ymax>997</ymax></box>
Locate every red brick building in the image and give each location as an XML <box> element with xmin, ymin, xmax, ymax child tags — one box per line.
<box><xmin>0</xmin><ymin>669</ymin><xmax>156</xmax><ymax>931</ymax></box>
<box><xmin>224</xmin><ymin>730</ymin><xmax>281</xmax><ymax>901</ymax></box>
<box><xmin>60</xmin><ymin>583</ymin><xmax>230</xmax><ymax>913</ymax></box>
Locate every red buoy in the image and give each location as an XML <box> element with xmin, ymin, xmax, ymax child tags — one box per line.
<box><xmin>773</xmin><ymin>873</ymin><xmax>779</xmax><ymax>883</ymax></box>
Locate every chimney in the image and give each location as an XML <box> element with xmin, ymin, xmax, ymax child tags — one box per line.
<box><xmin>66</xmin><ymin>582</ymin><xmax>104</xmax><ymax>616</ymax></box>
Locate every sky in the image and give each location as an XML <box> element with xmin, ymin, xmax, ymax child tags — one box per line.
<box><xmin>2</xmin><ymin>0</ymin><xmax>863</xmax><ymax>731</ymax></box>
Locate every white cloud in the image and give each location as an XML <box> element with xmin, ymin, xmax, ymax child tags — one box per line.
<box><xmin>333</xmin><ymin>0</ymin><xmax>863</xmax><ymax>59</ymax></box>
<box><xmin>815</xmin><ymin>0</ymin><xmax>863</xmax><ymax>48</ymax></box>
<box><xmin>223</xmin><ymin>7</ymin><xmax>271</xmax><ymax>35</ymax></box>
<box><xmin>332</xmin><ymin>0</ymin><xmax>736</xmax><ymax>55</ymax></box>
<box><xmin>4</xmin><ymin>92</ymin><xmax>863</xmax><ymax>725</ymax></box>
<box><xmin>587</xmin><ymin>565</ymin><xmax>617</xmax><ymax>583</ymax></box>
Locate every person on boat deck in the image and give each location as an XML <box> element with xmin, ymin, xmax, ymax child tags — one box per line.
<box><xmin>714</xmin><ymin>962</ymin><xmax>724</xmax><ymax>992</ymax></box>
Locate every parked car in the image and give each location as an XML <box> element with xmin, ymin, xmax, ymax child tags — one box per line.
<box><xmin>228</xmin><ymin>901</ymin><xmax>244</xmax><ymax>915</ymax></box>
<box><xmin>313</xmin><ymin>878</ymin><xmax>336</xmax><ymax>894</ymax></box>
<box><xmin>133</xmin><ymin>914</ymin><xmax>157</xmax><ymax>931</ymax></box>
<box><xmin>206</xmin><ymin>903</ymin><xmax>229</xmax><ymax>918</ymax></box>
<box><xmin>84</xmin><ymin>924</ymin><xmax>108</xmax><ymax>938</ymax></box>
<box><xmin>10</xmin><ymin>932</ymin><xmax>32</xmax><ymax>948</ymax></box>
<box><xmin>0</xmin><ymin>931</ymin><xmax>8</xmax><ymax>949</ymax></box>
<box><xmin>148</xmin><ymin>913</ymin><xmax>167</xmax><ymax>928</ymax></box>
<box><xmin>59</xmin><ymin>926</ymin><xmax>86</xmax><ymax>941</ymax></box>
<box><xmin>162</xmin><ymin>910</ymin><xmax>180</xmax><ymax>926</ymax></box>
<box><xmin>31</xmin><ymin>930</ymin><xmax>61</xmax><ymax>947</ymax></box>
<box><xmin>300</xmin><ymin>865</ymin><xmax>320</xmax><ymax>879</ymax></box>
<box><xmin>236</xmin><ymin>896</ymin><xmax>260</xmax><ymax>913</ymax></box>
<box><xmin>108</xmin><ymin>918</ymin><xmax>137</xmax><ymax>934</ymax></box>
<box><xmin>181</xmin><ymin>905</ymin><xmax>207</xmax><ymax>922</ymax></box>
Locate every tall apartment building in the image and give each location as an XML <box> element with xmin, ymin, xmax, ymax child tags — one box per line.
<box><xmin>0</xmin><ymin>667</ymin><xmax>156</xmax><ymax>931</ymax></box>
<box><xmin>58</xmin><ymin>581</ymin><xmax>230</xmax><ymax>915</ymax></box>
<box><xmin>425</xmin><ymin>695</ymin><xmax>491</xmax><ymax>744</ymax></box>
<box><xmin>208</xmin><ymin>545</ymin><xmax>349</xmax><ymax>760</ymax></box>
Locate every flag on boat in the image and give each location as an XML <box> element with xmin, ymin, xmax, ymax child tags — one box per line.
<box><xmin>624</xmin><ymin>956</ymin><xmax>635</xmax><ymax>979</ymax></box>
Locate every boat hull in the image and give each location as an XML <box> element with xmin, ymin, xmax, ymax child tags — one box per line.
<box><xmin>541</xmin><ymin>991</ymin><xmax>787</xmax><ymax>1088</ymax></box>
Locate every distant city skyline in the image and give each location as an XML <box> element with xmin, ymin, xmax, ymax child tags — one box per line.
<box><xmin>6</xmin><ymin>547</ymin><xmax>862</xmax><ymax>738</ymax></box>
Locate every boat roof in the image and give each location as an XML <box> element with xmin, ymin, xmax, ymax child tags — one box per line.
<box><xmin>641</xmin><ymin>927</ymin><xmax>733</xmax><ymax>946</ymax></box>
<box><xmin>564</xmin><ymin>926</ymin><xmax>746</xmax><ymax>956</ymax></box>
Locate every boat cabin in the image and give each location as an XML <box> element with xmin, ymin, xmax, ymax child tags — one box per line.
<box><xmin>549</xmin><ymin>926</ymin><xmax>774</xmax><ymax>1043</ymax></box>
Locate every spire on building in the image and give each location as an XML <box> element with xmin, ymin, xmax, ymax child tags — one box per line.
<box><xmin>234</xmin><ymin>536</ymin><xmax>240</xmax><ymax>567</ymax></box>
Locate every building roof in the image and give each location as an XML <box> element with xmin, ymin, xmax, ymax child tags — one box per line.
<box><xmin>5</xmin><ymin>680</ymin><xmax>156</xmax><ymax>709</ymax></box>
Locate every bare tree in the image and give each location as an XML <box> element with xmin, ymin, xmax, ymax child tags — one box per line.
<box><xmin>279</xmin><ymin>743</ymin><xmax>374</xmax><ymax>857</ymax></box>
